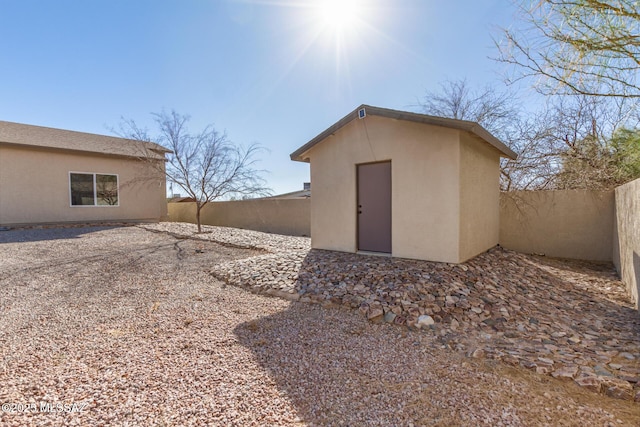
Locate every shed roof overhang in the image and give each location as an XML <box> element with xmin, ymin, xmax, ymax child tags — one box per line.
<box><xmin>290</xmin><ymin>104</ymin><xmax>518</xmax><ymax>162</ymax></box>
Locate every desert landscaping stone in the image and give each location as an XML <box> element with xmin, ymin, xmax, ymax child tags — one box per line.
<box><xmin>603</xmin><ymin>379</ymin><xmax>635</xmax><ymax>400</ymax></box>
<box><xmin>1</xmin><ymin>223</ymin><xmax>639</xmax><ymax>426</ymax></box>
<box><xmin>141</xmin><ymin>222</ymin><xmax>310</xmax><ymax>252</ymax></box>
<box><xmin>552</xmin><ymin>366</ymin><xmax>579</xmax><ymax>380</ymax></box>
<box><xmin>164</xmin><ymin>222</ymin><xmax>640</xmax><ymax>402</ymax></box>
<box><xmin>416</xmin><ymin>315</ymin><xmax>435</xmax><ymax>328</ymax></box>
<box><xmin>575</xmin><ymin>375</ymin><xmax>604</xmax><ymax>393</ymax></box>
<box><xmin>383</xmin><ymin>311</ymin><xmax>397</xmax><ymax>323</ymax></box>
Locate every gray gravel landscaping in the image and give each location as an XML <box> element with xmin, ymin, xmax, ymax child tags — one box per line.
<box><xmin>0</xmin><ymin>224</ymin><xmax>638</xmax><ymax>426</ymax></box>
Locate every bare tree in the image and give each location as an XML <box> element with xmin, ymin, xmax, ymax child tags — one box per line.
<box><xmin>495</xmin><ymin>0</ymin><xmax>640</xmax><ymax>98</ymax></box>
<box><xmin>419</xmin><ymin>79</ymin><xmax>518</xmax><ymax>135</ymax></box>
<box><xmin>419</xmin><ymin>79</ymin><xmax>640</xmax><ymax>190</ymax></box>
<box><xmin>498</xmin><ymin>110</ymin><xmax>562</xmax><ymax>190</ymax></box>
<box><xmin>118</xmin><ymin>110</ymin><xmax>271</xmax><ymax>232</ymax></box>
<box><xmin>96</xmin><ymin>175</ymin><xmax>119</xmax><ymax>205</ymax></box>
<box><xmin>550</xmin><ymin>95</ymin><xmax>640</xmax><ymax>188</ymax></box>
<box><xmin>419</xmin><ymin>79</ymin><xmax>545</xmax><ymax>190</ymax></box>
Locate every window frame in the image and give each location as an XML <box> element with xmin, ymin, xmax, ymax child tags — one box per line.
<box><xmin>69</xmin><ymin>171</ymin><xmax>120</xmax><ymax>208</ymax></box>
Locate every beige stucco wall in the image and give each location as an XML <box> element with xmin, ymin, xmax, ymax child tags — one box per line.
<box><xmin>499</xmin><ymin>190</ymin><xmax>614</xmax><ymax>261</ymax></box>
<box><xmin>306</xmin><ymin>116</ymin><xmax>464</xmax><ymax>263</ymax></box>
<box><xmin>0</xmin><ymin>144</ymin><xmax>167</xmax><ymax>225</ymax></box>
<box><xmin>459</xmin><ymin>133</ymin><xmax>502</xmax><ymax>261</ymax></box>
<box><xmin>612</xmin><ymin>178</ymin><xmax>640</xmax><ymax>310</ymax></box>
<box><xmin>168</xmin><ymin>198</ymin><xmax>310</xmax><ymax>236</ymax></box>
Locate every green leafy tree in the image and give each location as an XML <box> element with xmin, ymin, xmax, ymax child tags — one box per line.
<box><xmin>610</xmin><ymin>128</ymin><xmax>640</xmax><ymax>182</ymax></box>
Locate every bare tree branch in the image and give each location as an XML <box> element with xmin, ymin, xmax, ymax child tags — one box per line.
<box><xmin>494</xmin><ymin>0</ymin><xmax>640</xmax><ymax>98</ymax></box>
<box><xmin>117</xmin><ymin>110</ymin><xmax>272</xmax><ymax>232</ymax></box>
<box><xmin>419</xmin><ymin>78</ymin><xmax>640</xmax><ymax>190</ymax></box>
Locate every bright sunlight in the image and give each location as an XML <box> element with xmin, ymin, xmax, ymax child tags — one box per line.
<box><xmin>317</xmin><ymin>0</ymin><xmax>362</xmax><ymax>32</ymax></box>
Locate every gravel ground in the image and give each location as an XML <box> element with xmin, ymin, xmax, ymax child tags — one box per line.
<box><xmin>211</xmin><ymin>245</ymin><xmax>640</xmax><ymax>401</ymax></box>
<box><xmin>0</xmin><ymin>225</ymin><xmax>638</xmax><ymax>426</ymax></box>
<box><xmin>141</xmin><ymin>222</ymin><xmax>310</xmax><ymax>252</ymax></box>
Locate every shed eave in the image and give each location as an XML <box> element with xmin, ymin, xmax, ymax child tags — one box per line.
<box><xmin>290</xmin><ymin>108</ymin><xmax>360</xmax><ymax>162</ymax></box>
<box><xmin>290</xmin><ymin>104</ymin><xmax>518</xmax><ymax>162</ymax></box>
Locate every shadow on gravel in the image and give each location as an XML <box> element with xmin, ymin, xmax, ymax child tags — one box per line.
<box><xmin>233</xmin><ymin>299</ymin><xmax>640</xmax><ymax>426</ymax></box>
<box><xmin>233</xmin><ymin>303</ymin><xmax>435</xmax><ymax>425</ymax></box>
<box><xmin>0</xmin><ymin>226</ymin><xmax>121</xmax><ymax>244</ymax></box>
<box><xmin>233</xmin><ymin>246</ymin><xmax>640</xmax><ymax>415</ymax></box>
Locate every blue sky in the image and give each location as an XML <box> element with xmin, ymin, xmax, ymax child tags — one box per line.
<box><xmin>0</xmin><ymin>0</ymin><xmax>523</xmax><ymax>195</ymax></box>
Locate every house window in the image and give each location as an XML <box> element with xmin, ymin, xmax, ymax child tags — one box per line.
<box><xmin>70</xmin><ymin>173</ymin><xmax>119</xmax><ymax>206</ymax></box>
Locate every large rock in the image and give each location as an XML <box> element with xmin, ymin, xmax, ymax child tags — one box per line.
<box><xmin>574</xmin><ymin>375</ymin><xmax>602</xmax><ymax>393</ymax></box>
<box><xmin>602</xmin><ymin>378</ymin><xmax>634</xmax><ymax>400</ymax></box>
<box><xmin>416</xmin><ymin>315</ymin><xmax>435</xmax><ymax>328</ymax></box>
<box><xmin>367</xmin><ymin>307</ymin><xmax>384</xmax><ymax>321</ymax></box>
<box><xmin>384</xmin><ymin>311</ymin><xmax>397</xmax><ymax>323</ymax></box>
<box><xmin>551</xmin><ymin>366</ymin><xmax>578</xmax><ymax>380</ymax></box>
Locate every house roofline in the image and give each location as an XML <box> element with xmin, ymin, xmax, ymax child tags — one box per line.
<box><xmin>0</xmin><ymin>120</ymin><xmax>172</xmax><ymax>158</ymax></box>
<box><xmin>290</xmin><ymin>104</ymin><xmax>518</xmax><ymax>162</ymax></box>
<box><xmin>0</xmin><ymin>141</ymin><xmax>170</xmax><ymax>161</ymax></box>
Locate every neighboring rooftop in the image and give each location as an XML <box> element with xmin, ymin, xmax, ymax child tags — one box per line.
<box><xmin>0</xmin><ymin>120</ymin><xmax>170</xmax><ymax>159</ymax></box>
<box><xmin>290</xmin><ymin>104</ymin><xmax>518</xmax><ymax>162</ymax></box>
<box><xmin>261</xmin><ymin>182</ymin><xmax>311</xmax><ymax>199</ymax></box>
<box><xmin>266</xmin><ymin>189</ymin><xmax>311</xmax><ymax>199</ymax></box>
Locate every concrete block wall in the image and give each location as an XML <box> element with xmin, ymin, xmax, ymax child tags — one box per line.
<box><xmin>499</xmin><ymin>190</ymin><xmax>615</xmax><ymax>262</ymax></box>
<box><xmin>613</xmin><ymin>178</ymin><xmax>640</xmax><ymax>310</ymax></box>
<box><xmin>498</xmin><ymin>184</ymin><xmax>638</xmax><ymax>311</ymax></box>
<box><xmin>168</xmin><ymin>198</ymin><xmax>310</xmax><ymax>237</ymax></box>
<box><xmin>168</xmin><ymin>182</ymin><xmax>638</xmax><ymax>311</ymax></box>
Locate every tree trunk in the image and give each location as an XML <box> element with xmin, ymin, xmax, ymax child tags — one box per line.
<box><xmin>196</xmin><ymin>203</ymin><xmax>202</xmax><ymax>233</ymax></box>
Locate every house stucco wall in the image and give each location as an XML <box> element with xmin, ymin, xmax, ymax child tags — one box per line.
<box><xmin>459</xmin><ymin>133</ymin><xmax>502</xmax><ymax>261</ymax></box>
<box><xmin>0</xmin><ymin>144</ymin><xmax>167</xmax><ymax>225</ymax></box>
<box><xmin>613</xmin><ymin>178</ymin><xmax>640</xmax><ymax>310</ymax></box>
<box><xmin>499</xmin><ymin>190</ymin><xmax>614</xmax><ymax>262</ymax></box>
<box><xmin>168</xmin><ymin>198</ymin><xmax>310</xmax><ymax>236</ymax></box>
<box><xmin>306</xmin><ymin>115</ymin><xmax>462</xmax><ymax>263</ymax></box>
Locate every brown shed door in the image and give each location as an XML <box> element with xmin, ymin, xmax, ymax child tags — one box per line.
<box><xmin>357</xmin><ymin>161</ymin><xmax>391</xmax><ymax>253</ymax></box>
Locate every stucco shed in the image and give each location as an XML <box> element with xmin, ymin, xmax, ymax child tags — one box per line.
<box><xmin>0</xmin><ymin>120</ymin><xmax>170</xmax><ymax>226</ymax></box>
<box><xmin>291</xmin><ymin>105</ymin><xmax>517</xmax><ymax>264</ymax></box>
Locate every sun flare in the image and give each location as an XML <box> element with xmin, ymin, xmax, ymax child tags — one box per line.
<box><xmin>317</xmin><ymin>0</ymin><xmax>361</xmax><ymax>31</ymax></box>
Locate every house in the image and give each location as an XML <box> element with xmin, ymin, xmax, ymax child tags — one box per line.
<box><xmin>0</xmin><ymin>120</ymin><xmax>170</xmax><ymax>226</ymax></box>
<box><xmin>290</xmin><ymin>105</ymin><xmax>517</xmax><ymax>263</ymax></box>
<box><xmin>168</xmin><ymin>196</ymin><xmax>197</xmax><ymax>203</ymax></box>
<box><xmin>262</xmin><ymin>182</ymin><xmax>311</xmax><ymax>200</ymax></box>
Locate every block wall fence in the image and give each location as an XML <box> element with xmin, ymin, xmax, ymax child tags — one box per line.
<box><xmin>169</xmin><ymin>178</ymin><xmax>639</xmax><ymax>310</ymax></box>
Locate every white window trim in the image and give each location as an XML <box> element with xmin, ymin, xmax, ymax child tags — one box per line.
<box><xmin>69</xmin><ymin>171</ymin><xmax>120</xmax><ymax>208</ymax></box>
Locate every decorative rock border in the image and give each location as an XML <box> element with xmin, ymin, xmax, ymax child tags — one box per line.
<box><xmin>212</xmin><ymin>251</ymin><xmax>305</xmax><ymax>301</ymax></box>
<box><xmin>145</xmin><ymin>223</ymin><xmax>640</xmax><ymax>401</ymax></box>
<box><xmin>140</xmin><ymin>223</ymin><xmax>310</xmax><ymax>252</ymax></box>
<box><xmin>214</xmin><ymin>251</ymin><xmax>639</xmax><ymax>402</ymax></box>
